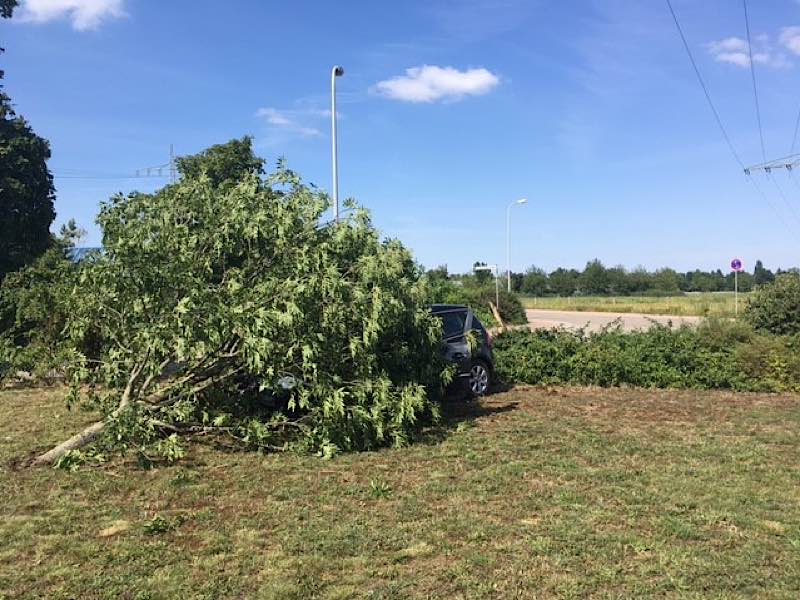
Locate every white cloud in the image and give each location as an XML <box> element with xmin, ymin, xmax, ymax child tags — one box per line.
<box><xmin>780</xmin><ymin>26</ymin><xmax>800</xmax><ymax>55</ymax></box>
<box><xmin>708</xmin><ymin>37</ymin><xmax>749</xmax><ymax>53</ymax></box>
<box><xmin>256</xmin><ymin>108</ymin><xmax>293</xmax><ymax>127</ymax></box>
<box><xmin>707</xmin><ymin>36</ymin><xmax>755</xmax><ymax>67</ymax></box>
<box><xmin>373</xmin><ymin>65</ymin><xmax>500</xmax><ymax>103</ymax></box>
<box><xmin>17</xmin><ymin>0</ymin><xmax>126</xmax><ymax>30</ymax></box>
<box><xmin>706</xmin><ymin>35</ymin><xmax>788</xmax><ymax>68</ymax></box>
<box><xmin>255</xmin><ymin>107</ymin><xmax>323</xmax><ymax>138</ymax></box>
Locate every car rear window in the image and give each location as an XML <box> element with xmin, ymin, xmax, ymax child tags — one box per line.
<box><xmin>437</xmin><ymin>311</ymin><xmax>466</xmax><ymax>338</ymax></box>
<box><xmin>471</xmin><ymin>315</ymin><xmax>485</xmax><ymax>332</ymax></box>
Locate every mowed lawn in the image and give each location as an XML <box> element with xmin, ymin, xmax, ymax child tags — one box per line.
<box><xmin>521</xmin><ymin>293</ymin><xmax>743</xmax><ymax>318</ymax></box>
<box><xmin>2</xmin><ymin>386</ymin><xmax>800</xmax><ymax>599</ymax></box>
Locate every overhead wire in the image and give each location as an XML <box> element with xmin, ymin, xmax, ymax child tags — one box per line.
<box><xmin>53</xmin><ymin>174</ymin><xmax>168</xmax><ymax>180</ymax></box>
<box><xmin>664</xmin><ymin>0</ymin><xmax>746</xmax><ymax>170</ymax></box>
<box><xmin>766</xmin><ymin>171</ymin><xmax>800</xmax><ymax>228</ymax></box>
<box><xmin>788</xmin><ymin>169</ymin><xmax>800</xmax><ymax>193</ymax></box>
<box><xmin>746</xmin><ymin>173</ymin><xmax>798</xmax><ymax>239</ymax></box>
<box><xmin>666</xmin><ymin>0</ymin><xmax>800</xmax><ymax>244</ymax></box>
<box><xmin>743</xmin><ymin>0</ymin><xmax>766</xmax><ymax>162</ymax></box>
<box><xmin>791</xmin><ymin>107</ymin><xmax>800</xmax><ymax>154</ymax></box>
<box><xmin>741</xmin><ymin>0</ymin><xmax>800</xmax><ymax>246</ymax></box>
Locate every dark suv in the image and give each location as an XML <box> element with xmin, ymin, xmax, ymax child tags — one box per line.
<box><xmin>431</xmin><ymin>304</ymin><xmax>494</xmax><ymax>396</ymax></box>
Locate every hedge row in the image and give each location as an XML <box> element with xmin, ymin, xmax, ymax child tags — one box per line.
<box><xmin>492</xmin><ymin>319</ymin><xmax>800</xmax><ymax>393</ymax></box>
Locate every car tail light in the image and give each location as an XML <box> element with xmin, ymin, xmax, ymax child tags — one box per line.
<box><xmin>485</xmin><ymin>329</ymin><xmax>493</xmax><ymax>349</ymax></box>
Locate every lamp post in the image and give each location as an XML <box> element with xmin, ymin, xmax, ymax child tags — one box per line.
<box><xmin>506</xmin><ymin>198</ymin><xmax>528</xmax><ymax>292</ymax></box>
<box><xmin>331</xmin><ymin>65</ymin><xmax>344</xmax><ymax>221</ymax></box>
<box><xmin>474</xmin><ymin>264</ymin><xmax>499</xmax><ymax>310</ymax></box>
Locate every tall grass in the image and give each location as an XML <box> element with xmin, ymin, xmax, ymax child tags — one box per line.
<box><xmin>520</xmin><ymin>293</ymin><xmax>743</xmax><ymax>318</ymax></box>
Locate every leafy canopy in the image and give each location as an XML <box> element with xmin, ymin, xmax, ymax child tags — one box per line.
<box><xmin>0</xmin><ymin>92</ymin><xmax>56</xmax><ymax>280</ymax></box>
<box><xmin>1</xmin><ymin>1</ymin><xmax>56</xmax><ymax>280</ymax></box>
<box><xmin>0</xmin><ymin>0</ymin><xmax>17</xmax><ymax>19</ymax></box>
<box><xmin>0</xmin><ymin>221</ymin><xmax>89</xmax><ymax>378</ymax></box>
<box><xmin>54</xmin><ymin>139</ymin><xmax>447</xmax><ymax>463</ymax></box>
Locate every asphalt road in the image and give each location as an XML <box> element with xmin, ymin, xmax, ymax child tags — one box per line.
<box><xmin>526</xmin><ymin>309</ymin><xmax>702</xmax><ymax>333</ymax></box>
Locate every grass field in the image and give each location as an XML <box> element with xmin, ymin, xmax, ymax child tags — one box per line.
<box><xmin>2</xmin><ymin>385</ymin><xmax>800</xmax><ymax>598</ymax></box>
<box><xmin>521</xmin><ymin>293</ymin><xmax>744</xmax><ymax>318</ymax></box>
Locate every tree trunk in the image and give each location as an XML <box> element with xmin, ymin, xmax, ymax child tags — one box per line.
<box><xmin>30</xmin><ymin>355</ymin><xmax>241</xmax><ymax>467</ymax></box>
<box><xmin>489</xmin><ymin>301</ymin><xmax>507</xmax><ymax>332</ymax></box>
<box><xmin>31</xmin><ymin>420</ymin><xmax>106</xmax><ymax>466</ymax></box>
<box><xmin>31</xmin><ymin>359</ymin><xmax>149</xmax><ymax>466</ymax></box>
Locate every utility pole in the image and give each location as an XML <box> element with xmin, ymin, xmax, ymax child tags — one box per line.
<box><xmin>135</xmin><ymin>146</ymin><xmax>177</xmax><ymax>181</ymax></box>
<box><xmin>169</xmin><ymin>144</ymin><xmax>176</xmax><ymax>183</ymax></box>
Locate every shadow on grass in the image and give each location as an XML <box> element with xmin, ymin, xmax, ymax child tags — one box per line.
<box><xmin>418</xmin><ymin>387</ymin><xmax>519</xmax><ymax>446</ymax></box>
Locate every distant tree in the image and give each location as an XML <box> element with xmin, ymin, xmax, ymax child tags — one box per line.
<box><xmin>606</xmin><ymin>265</ymin><xmax>630</xmax><ymax>295</ymax></box>
<box><xmin>753</xmin><ymin>260</ymin><xmax>775</xmax><ymax>286</ymax></box>
<box><xmin>422</xmin><ymin>265</ymin><xmax>451</xmax><ymax>304</ymax></box>
<box><xmin>472</xmin><ymin>261</ymin><xmax>491</xmax><ymax>285</ymax></box>
<box><xmin>508</xmin><ymin>271</ymin><xmax>523</xmax><ymax>293</ymax></box>
<box><xmin>521</xmin><ymin>266</ymin><xmax>548</xmax><ymax>296</ymax></box>
<box><xmin>426</xmin><ymin>264</ymin><xmax>449</xmax><ymax>282</ymax></box>
<box><xmin>0</xmin><ymin>94</ymin><xmax>57</xmax><ymax>280</ymax></box>
<box><xmin>726</xmin><ymin>270</ymin><xmax>753</xmax><ymax>292</ymax></box>
<box><xmin>652</xmin><ymin>268</ymin><xmax>681</xmax><ymax>293</ymax></box>
<box><xmin>713</xmin><ymin>269</ymin><xmax>726</xmax><ymax>290</ymax></box>
<box><xmin>580</xmin><ymin>259</ymin><xmax>609</xmax><ymax>295</ymax></box>
<box><xmin>549</xmin><ymin>268</ymin><xmax>579</xmax><ymax>297</ymax></box>
<box><xmin>628</xmin><ymin>266</ymin><xmax>651</xmax><ymax>294</ymax></box>
<box><xmin>690</xmin><ymin>271</ymin><xmax>719</xmax><ymax>292</ymax></box>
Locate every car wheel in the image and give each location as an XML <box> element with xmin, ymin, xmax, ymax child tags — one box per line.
<box><xmin>468</xmin><ymin>360</ymin><xmax>490</xmax><ymax>396</ymax></box>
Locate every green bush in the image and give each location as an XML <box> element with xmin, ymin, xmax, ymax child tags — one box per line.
<box><xmin>745</xmin><ymin>274</ymin><xmax>800</xmax><ymax>335</ymax></box>
<box><xmin>734</xmin><ymin>334</ymin><xmax>800</xmax><ymax>392</ymax></box>
<box><xmin>493</xmin><ymin>321</ymin><xmax>800</xmax><ymax>392</ymax></box>
<box><xmin>0</xmin><ymin>221</ymin><xmax>98</xmax><ymax>380</ymax></box>
<box><xmin>424</xmin><ymin>274</ymin><xmax>527</xmax><ymax>326</ymax></box>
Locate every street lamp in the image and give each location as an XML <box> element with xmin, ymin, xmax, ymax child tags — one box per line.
<box><xmin>473</xmin><ymin>264</ymin><xmax>499</xmax><ymax>311</ymax></box>
<box><xmin>506</xmin><ymin>198</ymin><xmax>528</xmax><ymax>292</ymax></box>
<box><xmin>331</xmin><ymin>65</ymin><xmax>344</xmax><ymax>221</ymax></box>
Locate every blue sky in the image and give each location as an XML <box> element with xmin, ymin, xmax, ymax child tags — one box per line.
<box><xmin>4</xmin><ymin>0</ymin><xmax>800</xmax><ymax>273</ymax></box>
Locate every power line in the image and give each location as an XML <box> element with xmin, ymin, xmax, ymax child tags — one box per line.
<box><xmin>767</xmin><ymin>172</ymin><xmax>800</xmax><ymax>228</ymax></box>
<box><xmin>51</xmin><ymin>145</ymin><xmax>178</xmax><ymax>182</ymax></box>
<box><xmin>665</xmin><ymin>0</ymin><xmax>746</xmax><ymax>170</ymax></box>
<box><xmin>788</xmin><ymin>169</ymin><xmax>800</xmax><ymax>193</ymax></box>
<box><xmin>744</xmin><ymin>158</ymin><xmax>800</xmax><ymax>241</ymax></box>
<box><xmin>791</xmin><ymin>107</ymin><xmax>800</xmax><ymax>154</ymax></box>
<box><xmin>745</xmin><ymin>173</ymin><xmax>798</xmax><ymax>239</ymax></box>
<box><xmin>666</xmin><ymin>0</ymin><xmax>800</xmax><ymax>245</ymax></box>
<box><xmin>743</xmin><ymin>0</ymin><xmax>766</xmax><ymax>162</ymax></box>
<box><xmin>53</xmin><ymin>173</ymin><xmax>169</xmax><ymax>180</ymax></box>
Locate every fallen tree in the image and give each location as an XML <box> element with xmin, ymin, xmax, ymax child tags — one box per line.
<box><xmin>33</xmin><ymin>139</ymin><xmax>448</xmax><ymax>466</ymax></box>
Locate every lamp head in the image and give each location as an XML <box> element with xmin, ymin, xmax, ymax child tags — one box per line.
<box><xmin>517</xmin><ymin>198</ymin><xmax>528</xmax><ymax>205</ymax></box>
<box><xmin>333</xmin><ymin>65</ymin><xmax>344</xmax><ymax>77</ymax></box>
